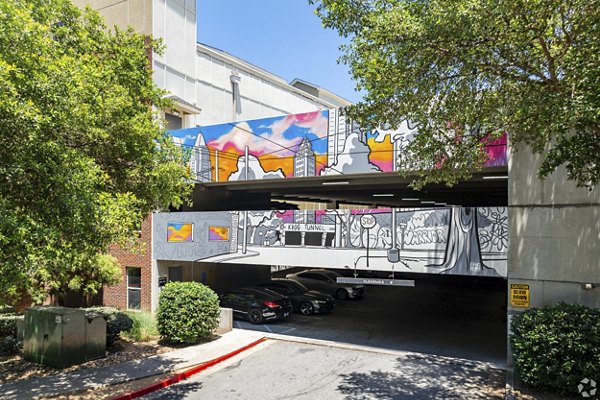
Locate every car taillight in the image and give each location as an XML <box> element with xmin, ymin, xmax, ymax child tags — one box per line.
<box><xmin>263</xmin><ymin>301</ymin><xmax>280</xmax><ymax>308</ymax></box>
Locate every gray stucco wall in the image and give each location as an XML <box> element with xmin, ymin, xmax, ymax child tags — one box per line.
<box><xmin>508</xmin><ymin>147</ymin><xmax>600</xmax><ymax>309</ymax></box>
<box><xmin>153</xmin><ymin>211</ymin><xmax>236</xmax><ymax>262</ymax></box>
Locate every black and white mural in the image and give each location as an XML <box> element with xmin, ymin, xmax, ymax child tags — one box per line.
<box><xmin>153</xmin><ymin>207</ymin><xmax>508</xmax><ymax>277</ymax></box>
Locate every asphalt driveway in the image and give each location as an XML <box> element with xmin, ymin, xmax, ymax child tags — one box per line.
<box><xmin>142</xmin><ymin>339</ymin><xmax>505</xmax><ymax>400</ymax></box>
<box><xmin>233</xmin><ymin>274</ymin><xmax>507</xmax><ymax>367</ymax></box>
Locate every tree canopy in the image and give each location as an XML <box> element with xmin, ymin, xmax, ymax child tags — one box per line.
<box><xmin>0</xmin><ymin>0</ymin><xmax>190</xmax><ymax>304</ymax></box>
<box><xmin>311</xmin><ymin>0</ymin><xmax>600</xmax><ymax>188</ymax></box>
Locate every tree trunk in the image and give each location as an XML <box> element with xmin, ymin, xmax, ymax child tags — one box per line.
<box><xmin>428</xmin><ymin>207</ymin><xmax>499</xmax><ymax>276</ymax></box>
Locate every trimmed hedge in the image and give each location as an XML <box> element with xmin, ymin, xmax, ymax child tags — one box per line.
<box><xmin>156</xmin><ymin>282</ymin><xmax>220</xmax><ymax>344</ymax></box>
<box><xmin>82</xmin><ymin>307</ymin><xmax>133</xmax><ymax>346</ymax></box>
<box><xmin>0</xmin><ymin>314</ymin><xmax>23</xmax><ymax>338</ymax></box>
<box><xmin>0</xmin><ymin>336</ymin><xmax>21</xmax><ymax>355</ymax></box>
<box><xmin>0</xmin><ymin>314</ymin><xmax>23</xmax><ymax>355</ymax></box>
<box><xmin>511</xmin><ymin>302</ymin><xmax>600</xmax><ymax>394</ymax></box>
<box><xmin>0</xmin><ymin>305</ymin><xmax>15</xmax><ymax>314</ymax></box>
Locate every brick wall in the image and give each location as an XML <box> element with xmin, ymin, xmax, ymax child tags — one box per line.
<box><xmin>105</xmin><ymin>214</ymin><xmax>153</xmax><ymax>311</ymax></box>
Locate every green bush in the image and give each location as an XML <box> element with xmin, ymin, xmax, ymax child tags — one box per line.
<box><xmin>82</xmin><ymin>307</ymin><xmax>133</xmax><ymax>346</ymax></box>
<box><xmin>511</xmin><ymin>302</ymin><xmax>600</xmax><ymax>394</ymax></box>
<box><xmin>0</xmin><ymin>314</ymin><xmax>23</xmax><ymax>356</ymax></box>
<box><xmin>0</xmin><ymin>314</ymin><xmax>23</xmax><ymax>338</ymax></box>
<box><xmin>0</xmin><ymin>336</ymin><xmax>21</xmax><ymax>355</ymax></box>
<box><xmin>0</xmin><ymin>305</ymin><xmax>15</xmax><ymax>314</ymax></box>
<box><xmin>125</xmin><ymin>311</ymin><xmax>158</xmax><ymax>342</ymax></box>
<box><xmin>156</xmin><ymin>282</ymin><xmax>220</xmax><ymax>344</ymax></box>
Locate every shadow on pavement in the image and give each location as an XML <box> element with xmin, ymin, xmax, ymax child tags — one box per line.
<box><xmin>142</xmin><ymin>382</ymin><xmax>204</xmax><ymax>399</ymax></box>
<box><xmin>338</xmin><ymin>353</ymin><xmax>505</xmax><ymax>400</ymax></box>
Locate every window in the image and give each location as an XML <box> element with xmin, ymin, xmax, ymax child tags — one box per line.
<box><xmin>230</xmin><ymin>73</ymin><xmax>241</xmax><ymax>116</ymax></box>
<box><xmin>301</xmin><ymin>273</ymin><xmax>331</xmax><ymax>282</ymax></box>
<box><xmin>169</xmin><ymin>266</ymin><xmax>183</xmax><ymax>282</ymax></box>
<box><xmin>127</xmin><ymin>267</ymin><xmax>141</xmax><ymax>310</ymax></box>
<box><xmin>165</xmin><ymin>112</ymin><xmax>182</xmax><ymax>130</ymax></box>
<box><xmin>265</xmin><ymin>285</ymin><xmax>293</xmax><ymax>295</ymax></box>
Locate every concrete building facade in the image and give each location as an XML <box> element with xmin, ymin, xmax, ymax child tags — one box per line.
<box><xmin>74</xmin><ymin>0</ymin><xmax>600</xmax><ymax>318</ymax></box>
<box><xmin>74</xmin><ymin>1</ymin><xmax>350</xmax><ymax>130</ymax></box>
<box><xmin>508</xmin><ymin>148</ymin><xmax>600</xmax><ymax>310</ymax></box>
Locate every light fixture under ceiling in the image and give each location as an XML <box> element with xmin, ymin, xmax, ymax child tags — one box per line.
<box><xmin>322</xmin><ymin>181</ymin><xmax>350</xmax><ymax>186</ymax></box>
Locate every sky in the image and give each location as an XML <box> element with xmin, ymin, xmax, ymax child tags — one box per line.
<box><xmin>196</xmin><ymin>0</ymin><xmax>362</xmax><ymax>104</ymax></box>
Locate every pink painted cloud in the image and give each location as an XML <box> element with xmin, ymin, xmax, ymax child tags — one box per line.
<box><xmin>207</xmin><ymin>111</ymin><xmax>328</xmax><ymax>157</ymax></box>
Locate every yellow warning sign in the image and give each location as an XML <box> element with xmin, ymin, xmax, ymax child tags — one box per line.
<box><xmin>510</xmin><ymin>284</ymin><xmax>530</xmax><ymax>308</ymax></box>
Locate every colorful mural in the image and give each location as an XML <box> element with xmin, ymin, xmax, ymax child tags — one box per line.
<box><xmin>154</xmin><ymin>207</ymin><xmax>508</xmax><ymax>277</ymax></box>
<box><xmin>209</xmin><ymin>226</ymin><xmax>229</xmax><ymax>241</ymax></box>
<box><xmin>167</xmin><ymin>223</ymin><xmax>193</xmax><ymax>242</ymax></box>
<box><xmin>169</xmin><ymin>111</ymin><xmax>508</xmax><ymax>183</ymax></box>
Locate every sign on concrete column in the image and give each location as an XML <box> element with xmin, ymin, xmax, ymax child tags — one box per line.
<box><xmin>510</xmin><ymin>284</ymin><xmax>530</xmax><ymax>307</ymax></box>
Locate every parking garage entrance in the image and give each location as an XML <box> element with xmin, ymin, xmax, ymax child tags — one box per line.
<box><xmin>154</xmin><ymin>203</ymin><xmax>509</xmax><ymax>367</ymax></box>
<box><xmin>230</xmin><ymin>266</ymin><xmax>507</xmax><ymax>367</ymax></box>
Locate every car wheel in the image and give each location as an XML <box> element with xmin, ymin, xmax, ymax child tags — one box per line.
<box><xmin>299</xmin><ymin>301</ymin><xmax>314</xmax><ymax>315</ymax></box>
<box><xmin>248</xmin><ymin>309</ymin><xmax>263</xmax><ymax>324</ymax></box>
<box><xmin>336</xmin><ymin>289</ymin><xmax>349</xmax><ymax>300</ymax></box>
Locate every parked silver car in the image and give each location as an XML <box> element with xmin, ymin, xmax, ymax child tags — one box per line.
<box><xmin>285</xmin><ymin>269</ymin><xmax>364</xmax><ymax>300</ymax></box>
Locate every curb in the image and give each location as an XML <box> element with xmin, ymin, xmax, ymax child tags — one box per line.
<box><xmin>109</xmin><ymin>337</ymin><xmax>268</xmax><ymax>400</ymax></box>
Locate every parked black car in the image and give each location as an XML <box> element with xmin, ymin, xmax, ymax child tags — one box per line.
<box><xmin>254</xmin><ymin>279</ymin><xmax>335</xmax><ymax>315</ymax></box>
<box><xmin>219</xmin><ymin>287</ymin><xmax>293</xmax><ymax>324</ymax></box>
<box><xmin>286</xmin><ymin>269</ymin><xmax>365</xmax><ymax>300</ymax></box>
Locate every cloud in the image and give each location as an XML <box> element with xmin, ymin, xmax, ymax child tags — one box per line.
<box><xmin>373</xmin><ymin>119</ymin><xmax>418</xmax><ymax>143</ymax></box>
<box><xmin>321</xmin><ymin>133</ymin><xmax>381</xmax><ymax>176</ymax></box>
<box><xmin>270</xmin><ymin>111</ymin><xmax>328</xmax><ymax>141</ymax></box>
<box><xmin>208</xmin><ymin>121</ymin><xmax>300</xmax><ymax>157</ymax></box>
<box><xmin>229</xmin><ymin>154</ymin><xmax>285</xmax><ymax>181</ymax></box>
<box><xmin>171</xmin><ymin>133</ymin><xmax>197</xmax><ymax>147</ymax></box>
<box><xmin>206</xmin><ymin>112</ymin><xmax>328</xmax><ymax>158</ymax></box>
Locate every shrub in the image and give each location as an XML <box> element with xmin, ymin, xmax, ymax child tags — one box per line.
<box><xmin>82</xmin><ymin>307</ymin><xmax>133</xmax><ymax>346</ymax></box>
<box><xmin>0</xmin><ymin>336</ymin><xmax>21</xmax><ymax>356</ymax></box>
<box><xmin>0</xmin><ymin>305</ymin><xmax>15</xmax><ymax>314</ymax></box>
<box><xmin>125</xmin><ymin>311</ymin><xmax>158</xmax><ymax>342</ymax></box>
<box><xmin>0</xmin><ymin>314</ymin><xmax>23</xmax><ymax>338</ymax></box>
<box><xmin>0</xmin><ymin>314</ymin><xmax>23</xmax><ymax>356</ymax></box>
<box><xmin>156</xmin><ymin>282</ymin><xmax>220</xmax><ymax>344</ymax></box>
<box><xmin>511</xmin><ymin>302</ymin><xmax>600</xmax><ymax>394</ymax></box>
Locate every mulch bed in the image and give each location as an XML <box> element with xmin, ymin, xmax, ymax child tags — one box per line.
<box><xmin>0</xmin><ymin>338</ymin><xmax>178</xmax><ymax>385</ymax></box>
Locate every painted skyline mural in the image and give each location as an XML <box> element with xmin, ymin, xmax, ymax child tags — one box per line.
<box><xmin>170</xmin><ymin>110</ymin><xmax>508</xmax><ymax>183</ymax></box>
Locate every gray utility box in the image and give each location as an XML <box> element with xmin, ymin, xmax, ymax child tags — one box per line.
<box><xmin>23</xmin><ymin>307</ymin><xmax>107</xmax><ymax>369</ymax></box>
<box><xmin>83</xmin><ymin>312</ymin><xmax>107</xmax><ymax>361</ymax></box>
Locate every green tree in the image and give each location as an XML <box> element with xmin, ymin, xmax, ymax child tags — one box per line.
<box><xmin>0</xmin><ymin>0</ymin><xmax>190</xmax><ymax>305</ymax></box>
<box><xmin>311</xmin><ymin>0</ymin><xmax>600</xmax><ymax>188</ymax></box>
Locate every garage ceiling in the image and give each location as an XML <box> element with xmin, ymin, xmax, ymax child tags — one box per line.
<box><xmin>196</xmin><ymin>167</ymin><xmax>508</xmax><ymax>209</ymax></box>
